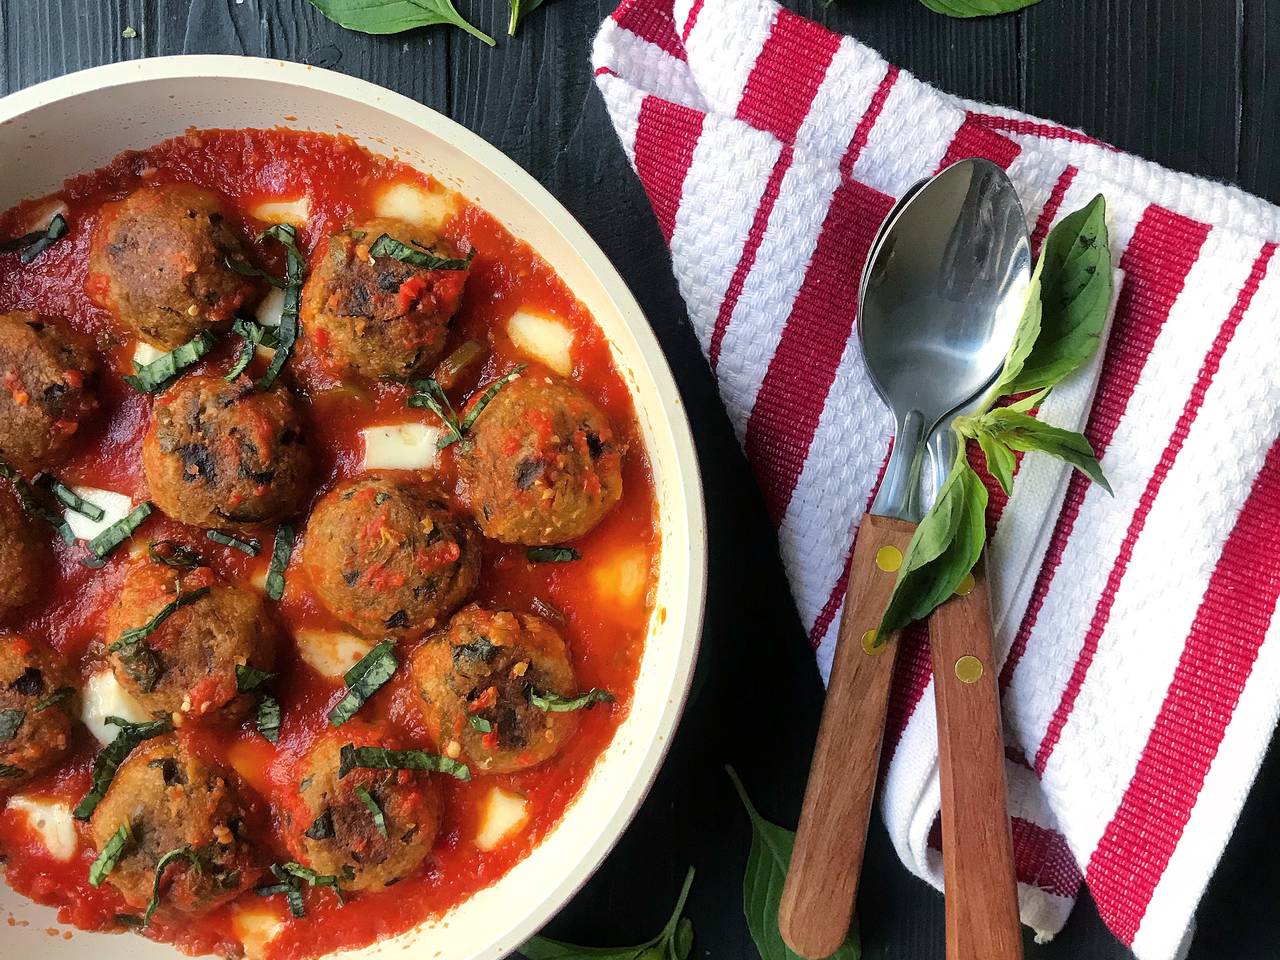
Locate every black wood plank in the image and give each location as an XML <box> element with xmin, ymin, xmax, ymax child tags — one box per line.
<box><xmin>1240</xmin><ymin>0</ymin><xmax>1280</xmax><ymax>201</ymax></box>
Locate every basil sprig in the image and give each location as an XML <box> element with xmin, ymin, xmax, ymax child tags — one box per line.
<box><xmin>529</xmin><ymin>688</ymin><xmax>614</xmax><ymax>713</ymax></box>
<box><xmin>305</xmin><ymin>0</ymin><xmax>495</xmax><ymax>46</ymax></box>
<box><xmin>265</xmin><ymin>523</ymin><xmax>296</xmax><ymax>601</ymax></box>
<box><xmin>89</xmin><ymin>823</ymin><xmax>133</xmax><ymax>887</ymax></box>
<box><xmin>0</xmin><ymin>213</ymin><xmax>68</xmax><ymax>264</ymax></box>
<box><xmin>124</xmin><ymin>333</ymin><xmax>215</xmax><ymax>393</ymax></box>
<box><xmin>521</xmin><ymin>866</ymin><xmax>696</xmax><ymax>960</ymax></box>
<box><xmin>337</xmin><ymin>744</ymin><xmax>471</xmax><ymax>781</ymax></box>
<box><xmin>507</xmin><ymin>0</ymin><xmax>545</xmax><ymax>36</ymax></box>
<box><xmin>328</xmin><ymin>640</ymin><xmax>398</xmax><ymax>727</ymax></box>
<box><xmin>255</xmin><ymin>224</ymin><xmax>305</xmax><ymax>390</ymax></box>
<box><xmin>878</xmin><ymin>195</ymin><xmax>1113</xmax><ymax>637</ymax></box>
<box><xmin>74</xmin><ymin>716</ymin><xmax>174</xmax><ymax>819</ymax></box>
<box><xmin>367</xmin><ymin>233</ymin><xmax>473</xmax><ymax>271</ymax></box>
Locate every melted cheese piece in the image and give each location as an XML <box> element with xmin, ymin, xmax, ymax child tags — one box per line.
<box><xmin>5</xmin><ymin>795</ymin><xmax>78</xmax><ymax>861</ymax></box>
<box><xmin>256</xmin><ymin>286</ymin><xmax>285</xmax><ymax>329</ymax></box>
<box><xmin>591</xmin><ymin>545</ymin><xmax>653</xmax><ymax>611</ymax></box>
<box><xmin>373</xmin><ymin>181</ymin><xmax>461</xmax><ymax>230</ymax></box>
<box><xmin>295</xmin><ymin>628</ymin><xmax>375</xmax><ymax>679</ymax></box>
<box><xmin>507</xmin><ymin>309</ymin><xmax>575</xmax><ymax>375</ymax></box>
<box><xmin>63</xmin><ymin>487</ymin><xmax>133</xmax><ymax>544</ymax></box>
<box><xmin>132</xmin><ymin>341</ymin><xmax>165</xmax><ymax>367</ymax></box>
<box><xmin>232</xmin><ymin>903</ymin><xmax>287</xmax><ymax>960</ymax></box>
<box><xmin>475</xmin><ymin>787</ymin><xmax>530</xmax><ymax>851</ymax></box>
<box><xmin>250</xmin><ymin>197</ymin><xmax>310</xmax><ymax>226</ymax></box>
<box><xmin>81</xmin><ymin>669</ymin><xmax>150</xmax><ymax>745</ymax></box>
<box><xmin>361</xmin><ymin>423</ymin><xmax>445</xmax><ymax>472</ymax></box>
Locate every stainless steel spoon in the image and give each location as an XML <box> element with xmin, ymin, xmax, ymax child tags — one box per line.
<box><xmin>779</xmin><ymin>159</ymin><xmax>1030</xmax><ymax>960</ymax></box>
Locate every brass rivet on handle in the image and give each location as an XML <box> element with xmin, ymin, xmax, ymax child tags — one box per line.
<box><xmin>875</xmin><ymin>546</ymin><xmax>902</xmax><ymax>573</ymax></box>
<box><xmin>954</xmin><ymin>655</ymin><xmax>984</xmax><ymax>683</ymax></box>
<box><xmin>861</xmin><ymin>629</ymin><xmax>886</xmax><ymax>655</ymax></box>
<box><xmin>954</xmin><ymin>572</ymin><xmax>976</xmax><ymax>596</ymax></box>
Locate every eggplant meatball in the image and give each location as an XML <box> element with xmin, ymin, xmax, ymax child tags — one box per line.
<box><xmin>142</xmin><ymin>374</ymin><xmax>311</xmax><ymax>527</ymax></box>
<box><xmin>299</xmin><ymin>217</ymin><xmax>470</xmax><ymax>381</ymax></box>
<box><xmin>0</xmin><ymin>486</ymin><xmax>41</xmax><ymax>616</ymax></box>
<box><xmin>283</xmin><ymin>728</ymin><xmax>442</xmax><ymax>891</ymax></box>
<box><xmin>87</xmin><ymin>183</ymin><xmax>258</xmax><ymax>349</ymax></box>
<box><xmin>411</xmin><ymin>605</ymin><xmax>589</xmax><ymax>774</ymax></box>
<box><xmin>103</xmin><ymin>557</ymin><xmax>277</xmax><ymax>719</ymax></box>
<box><xmin>88</xmin><ymin>736</ymin><xmax>260</xmax><ymax>916</ymax></box>
<box><xmin>0</xmin><ymin>634</ymin><xmax>75</xmax><ymax>789</ymax></box>
<box><xmin>456</xmin><ymin>374</ymin><xmax>623</xmax><ymax>545</ymax></box>
<box><xmin>0</xmin><ymin>311</ymin><xmax>98</xmax><ymax>477</ymax></box>
<box><xmin>300</xmin><ymin>476</ymin><xmax>479</xmax><ymax>639</ymax></box>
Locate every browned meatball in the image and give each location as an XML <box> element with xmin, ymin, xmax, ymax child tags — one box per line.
<box><xmin>88</xmin><ymin>735</ymin><xmax>260</xmax><ymax>916</ymax></box>
<box><xmin>0</xmin><ymin>311</ymin><xmax>98</xmax><ymax>477</ymax></box>
<box><xmin>103</xmin><ymin>558</ymin><xmax>276</xmax><ymax>719</ymax></box>
<box><xmin>282</xmin><ymin>728</ymin><xmax>442</xmax><ymax>891</ymax></box>
<box><xmin>300</xmin><ymin>476</ymin><xmax>479</xmax><ymax>639</ymax></box>
<box><xmin>456</xmin><ymin>374</ymin><xmax>623</xmax><ymax>545</ymax></box>
<box><xmin>411</xmin><ymin>605</ymin><xmax>590</xmax><ymax>774</ymax></box>
<box><xmin>0</xmin><ymin>485</ymin><xmax>41</xmax><ymax>616</ymax></box>
<box><xmin>142</xmin><ymin>374</ymin><xmax>311</xmax><ymax>527</ymax></box>
<box><xmin>87</xmin><ymin>183</ymin><xmax>258</xmax><ymax>349</ymax></box>
<box><xmin>0</xmin><ymin>634</ymin><xmax>76</xmax><ymax>789</ymax></box>
<box><xmin>299</xmin><ymin>217</ymin><xmax>470</xmax><ymax>381</ymax></box>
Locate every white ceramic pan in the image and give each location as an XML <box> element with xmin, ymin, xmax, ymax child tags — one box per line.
<box><xmin>0</xmin><ymin>56</ymin><xmax>706</xmax><ymax>960</ymax></box>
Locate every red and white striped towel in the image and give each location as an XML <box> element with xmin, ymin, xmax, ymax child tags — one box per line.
<box><xmin>592</xmin><ymin>2</ymin><xmax>1280</xmax><ymax>956</ymax></box>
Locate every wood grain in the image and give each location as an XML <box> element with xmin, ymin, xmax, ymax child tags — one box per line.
<box><xmin>779</xmin><ymin>513</ymin><xmax>916</xmax><ymax>958</ymax></box>
<box><xmin>929</xmin><ymin>559</ymin><xmax>1021</xmax><ymax>960</ymax></box>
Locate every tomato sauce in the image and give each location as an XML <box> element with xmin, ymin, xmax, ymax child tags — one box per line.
<box><xmin>0</xmin><ymin>129</ymin><xmax>657</xmax><ymax>958</ymax></box>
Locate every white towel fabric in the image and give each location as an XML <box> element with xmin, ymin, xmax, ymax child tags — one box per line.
<box><xmin>591</xmin><ymin>2</ymin><xmax>1280</xmax><ymax>956</ymax></box>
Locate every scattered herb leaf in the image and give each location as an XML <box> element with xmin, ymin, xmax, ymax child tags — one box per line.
<box><xmin>328</xmin><ymin>640</ymin><xmax>398</xmax><ymax>727</ymax></box>
<box><xmin>338</xmin><ymin>744</ymin><xmax>470</xmax><ymax>781</ymax></box>
<box><xmin>526</xmin><ymin>546</ymin><xmax>580</xmax><ymax>563</ymax></box>
<box><xmin>109</xmin><ymin>586</ymin><xmax>209</xmax><ymax>652</ymax></box>
<box><xmin>144</xmin><ymin>847</ymin><xmax>201</xmax><ymax>925</ymax></box>
<box><xmin>355</xmin><ymin>785</ymin><xmax>389</xmax><ymax>838</ymax></box>
<box><xmin>449</xmin><ymin>365</ymin><xmax>526</xmax><ymax>447</ymax></box>
<box><xmin>255</xmin><ymin>224</ymin><xmax>305</xmax><ymax>390</ymax></box>
<box><xmin>265</xmin><ymin>523</ymin><xmax>296</xmax><ymax>601</ymax></box>
<box><xmin>123</xmin><ymin>333</ymin><xmax>214</xmax><ymax>393</ymax></box>
<box><xmin>89</xmin><ymin>823</ymin><xmax>132</xmax><ymax>887</ymax></box>
<box><xmin>74</xmin><ymin>716</ymin><xmax>174</xmax><ymax>819</ymax></box>
<box><xmin>368</xmin><ymin>233</ymin><xmax>473</xmax><ymax>271</ymax></box>
<box><xmin>0</xmin><ymin>213</ymin><xmax>68</xmax><ymax>264</ymax></box>
<box><xmin>529</xmin><ymin>688</ymin><xmax>614</xmax><ymax>713</ymax></box>
<box><xmin>39</xmin><ymin>476</ymin><xmax>104</xmax><ymax>521</ymax></box>
<box><xmin>236</xmin><ymin>664</ymin><xmax>276</xmax><ymax>694</ymax></box>
<box><xmin>256</xmin><ymin>694</ymin><xmax>282</xmax><ymax>743</ymax></box>
<box><xmin>305</xmin><ymin>810</ymin><xmax>335</xmax><ymax>841</ymax></box>
<box><xmin>468</xmin><ymin>715</ymin><xmax>493</xmax><ymax>734</ymax></box>
<box><xmin>226</xmin><ymin>318</ymin><xmax>268</xmax><ymax>380</ymax></box>
<box><xmin>0</xmin><ymin>460</ymin><xmax>76</xmax><ymax>544</ymax></box>
<box><xmin>35</xmin><ymin>686</ymin><xmax>75</xmax><ymax>712</ymax></box>
<box><xmin>407</xmin><ymin>377</ymin><xmax>464</xmax><ymax>447</ymax></box>
<box><xmin>0</xmin><ymin>709</ymin><xmax>24</xmax><ymax>742</ymax></box>
<box><xmin>148</xmin><ymin>540</ymin><xmax>201</xmax><ymax>568</ymax></box>
<box><xmin>225</xmin><ymin>257</ymin><xmax>285</xmax><ymax>289</ymax></box>
<box><xmin>206</xmin><ymin>529</ymin><xmax>261</xmax><ymax>555</ymax></box>
<box><xmin>87</xmin><ymin>502</ymin><xmax>152</xmax><ymax>560</ymax></box>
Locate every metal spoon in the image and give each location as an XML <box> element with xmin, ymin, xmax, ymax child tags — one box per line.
<box><xmin>778</xmin><ymin>159</ymin><xmax>1030</xmax><ymax>960</ymax></box>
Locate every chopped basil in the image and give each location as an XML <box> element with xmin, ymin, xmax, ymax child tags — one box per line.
<box><xmin>89</xmin><ymin>823</ymin><xmax>132</xmax><ymax>887</ymax></box>
<box><xmin>355</xmin><ymin>785</ymin><xmax>388</xmax><ymax>838</ymax></box>
<box><xmin>529</xmin><ymin>688</ymin><xmax>615</xmax><ymax>713</ymax></box>
<box><xmin>123</xmin><ymin>333</ymin><xmax>215</xmax><ymax>393</ymax></box>
<box><xmin>225</xmin><ymin>318</ymin><xmax>265</xmax><ymax>381</ymax></box>
<box><xmin>235</xmin><ymin>664</ymin><xmax>275</xmax><ymax>693</ymax></box>
<box><xmin>305</xmin><ymin>809</ymin><xmax>335</xmax><ymax>841</ymax></box>
<box><xmin>256</xmin><ymin>694</ymin><xmax>282</xmax><ymax>743</ymax></box>
<box><xmin>255</xmin><ymin>224</ymin><xmax>305</xmax><ymax>390</ymax></box>
<box><xmin>0</xmin><ymin>460</ymin><xmax>75</xmax><ymax>544</ymax></box>
<box><xmin>34</xmin><ymin>686</ymin><xmax>74</xmax><ymax>712</ymax></box>
<box><xmin>0</xmin><ymin>213</ymin><xmax>68</xmax><ymax>264</ymax></box>
<box><xmin>88</xmin><ymin>502</ymin><xmax>153</xmax><ymax>560</ymax></box>
<box><xmin>526</xmin><ymin>546</ymin><xmax>581</xmax><ymax>563</ymax></box>
<box><xmin>0</xmin><ymin>709</ymin><xmax>24</xmax><ymax>741</ymax></box>
<box><xmin>328</xmin><ymin>640</ymin><xmax>398</xmax><ymax>727</ymax></box>
<box><xmin>74</xmin><ymin>716</ymin><xmax>173</xmax><ymax>819</ymax></box>
<box><xmin>367</xmin><ymin>233</ymin><xmax>472</xmax><ymax>271</ymax></box>
<box><xmin>444</xmin><ymin>364</ymin><xmax>526</xmax><ymax>449</ymax></box>
<box><xmin>206</xmin><ymin>529</ymin><xmax>261</xmax><ymax>555</ymax></box>
<box><xmin>39</xmin><ymin>476</ymin><xmax>104</xmax><ymax>521</ymax></box>
<box><xmin>451</xmin><ymin>636</ymin><xmax>499</xmax><ymax>667</ymax></box>
<box><xmin>407</xmin><ymin>377</ymin><xmax>464</xmax><ymax>446</ymax></box>
<box><xmin>115</xmin><ymin>913</ymin><xmax>145</xmax><ymax>928</ymax></box>
<box><xmin>468</xmin><ymin>715</ymin><xmax>493</xmax><ymax>734</ymax></box>
<box><xmin>255</xmin><ymin>861</ymin><xmax>346</xmax><ymax>917</ymax></box>
<box><xmin>0</xmin><ymin>764</ymin><xmax>24</xmax><ymax>778</ymax></box>
<box><xmin>224</xmin><ymin>256</ymin><xmax>285</xmax><ymax>289</ymax></box>
<box><xmin>265</xmin><ymin>523</ymin><xmax>296</xmax><ymax>601</ymax></box>
<box><xmin>144</xmin><ymin>847</ymin><xmax>201</xmax><ymax>925</ymax></box>
<box><xmin>109</xmin><ymin>586</ymin><xmax>209</xmax><ymax>652</ymax></box>
<box><xmin>148</xmin><ymin>540</ymin><xmax>201</xmax><ymax>568</ymax></box>
<box><xmin>338</xmin><ymin>744</ymin><xmax>470</xmax><ymax>781</ymax></box>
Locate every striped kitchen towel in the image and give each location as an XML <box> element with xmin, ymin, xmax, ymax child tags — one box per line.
<box><xmin>591</xmin><ymin>2</ymin><xmax>1280</xmax><ymax>957</ymax></box>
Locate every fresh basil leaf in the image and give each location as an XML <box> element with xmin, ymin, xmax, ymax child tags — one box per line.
<box><xmin>987</xmin><ymin>256</ymin><xmax>1044</xmax><ymax>403</ymax></box>
<box><xmin>452</xmin><ymin>635</ymin><xmax>499</xmax><ymax>666</ymax></box>
<box><xmin>255</xmin><ymin>224</ymin><xmax>305</xmax><ymax>390</ymax></box>
<box><xmin>265</xmin><ymin>861</ymin><xmax>347</xmax><ymax>907</ymax></box>
<box><xmin>34</xmin><ymin>686</ymin><xmax>74</xmax><ymax>712</ymax></box>
<box><xmin>236</xmin><ymin>664</ymin><xmax>275</xmax><ymax>694</ymax></box>
<box><xmin>39</xmin><ymin>476</ymin><xmax>104</xmax><ymax>521</ymax></box>
<box><xmin>526</xmin><ymin>546</ymin><xmax>580</xmax><ymax>563</ymax></box>
<box><xmin>225</xmin><ymin>318</ymin><xmax>267</xmax><ymax>381</ymax></box>
<box><xmin>355</xmin><ymin>785</ymin><xmax>389</xmax><ymax>838</ymax></box>
<box><xmin>1005</xmin><ymin>386</ymin><xmax>1051</xmax><ymax>414</ymax></box>
<box><xmin>256</xmin><ymin>694</ymin><xmax>282</xmax><ymax>743</ymax></box>
<box><xmin>507</xmin><ymin>0</ymin><xmax>545</xmax><ymax>36</ymax></box>
<box><xmin>917</xmin><ymin>0</ymin><xmax>1038</xmax><ymax>17</ymax></box>
<box><xmin>74</xmin><ymin>717</ymin><xmax>174</xmax><ymax>820</ymax></box>
<box><xmin>225</xmin><ymin>256</ymin><xmax>285</xmax><ymax>289</ymax></box>
<box><xmin>123</xmin><ymin>333</ymin><xmax>215</xmax><ymax>393</ymax></box>
<box><xmin>109</xmin><ymin>586</ymin><xmax>210</xmax><ymax>651</ymax></box>
<box><xmin>980</xmin><ymin>408</ymin><xmax>1112</xmax><ymax>494</ymax></box>
<box><xmin>148</xmin><ymin>540</ymin><xmax>201</xmax><ymax>568</ymax></box>
<box><xmin>879</xmin><ymin>451</ymin><xmax>988</xmax><ymax>636</ymax></box>
<box><xmin>368</xmin><ymin>233</ymin><xmax>473</xmax><ymax>271</ymax></box>
<box><xmin>305</xmin><ymin>810</ymin><xmax>335</xmax><ymax>841</ymax></box>
<box><xmin>0</xmin><ymin>460</ymin><xmax>76</xmax><ymax>544</ymax></box>
<box><xmin>0</xmin><ymin>213</ymin><xmax>69</xmax><ymax>264</ymax></box>
<box><xmin>327</xmin><ymin>640</ymin><xmax>398</xmax><ymax>727</ymax></box>
<box><xmin>206</xmin><ymin>529</ymin><xmax>261</xmax><ymax>555</ymax></box>
<box><xmin>447</xmin><ymin>365</ymin><xmax>526</xmax><ymax>447</ymax></box>
<box><xmin>337</xmin><ymin>744</ymin><xmax>470</xmax><ymax>781</ymax></box>
<box><xmin>306</xmin><ymin>0</ymin><xmax>495</xmax><ymax>45</ymax></box>
<box><xmin>975</xmin><ymin>430</ymin><xmax>1016</xmax><ymax>496</ymax></box>
<box><xmin>265</xmin><ymin>523</ymin><xmax>296</xmax><ymax>601</ymax></box>
<box><xmin>407</xmin><ymin>377</ymin><xmax>464</xmax><ymax>446</ymax></box>
<box><xmin>0</xmin><ymin>709</ymin><xmax>24</xmax><ymax>742</ymax></box>
<box><xmin>529</xmin><ymin>688</ymin><xmax>614</xmax><ymax>713</ymax></box>
<box><xmin>144</xmin><ymin>847</ymin><xmax>201</xmax><ymax>925</ymax></box>
<box><xmin>726</xmin><ymin>766</ymin><xmax>861</xmax><ymax>960</ymax></box>
<box><xmin>88</xmin><ymin>502</ymin><xmax>153</xmax><ymax>560</ymax></box>
<box><xmin>89</xmin><ymin>823</ymin><xmax>132</xmax><ymax>887</ymax></box>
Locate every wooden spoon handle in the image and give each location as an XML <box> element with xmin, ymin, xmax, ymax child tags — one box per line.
<box><xmin>929</xmin><ymin>558</ymin><xmax>1022</xmax><ymax>960</ymax></box>
<box><xmin>779</xmin><ymin>513</ymin><xmax>917</xmax><ymax>959</ymax></box>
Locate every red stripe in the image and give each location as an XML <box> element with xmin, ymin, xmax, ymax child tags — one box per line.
<box><xmin>1030</xmin><ymin>165</ymin><xmax>1079</xmax><ymax>255</ymax></box>
<box><xmin>632</xmin><ymin>97</ymin><xmax>705</xmax><ymax>245</ymax></box>
<box><xmin>999</xmin><ymin>206</ymin><xmax>1213</xmax><ymax>690</ymax></box>
<box><xmin>709</xmin><ymin>145</ymin><xmax>792</xmax><ymax>369</ymax></box>
<box><xmin>838</xmin><ymin>64</ymin><xmax>899</xmax><ymax>179</ymax></box>
<box><xmin>966</xmin><ymin>112</ymin><xmax>1120</xmax><ymax>152</ymax></box>
<box><xmin>681</xmin><ymin>0</ymin><xmax>705</xmax><ymax>41</ymax></box>
<box><xmin>743</xmin><ymin>181</ymin><xmax>894</xmax><ymax>524</ymax></box>
<box><xmin>1034</xmin><ymin>241</ymin><xmax>1273</xmax><ymax>774</ymax></box>
<box><xmin>611</xmin><ymin>0</ymin><xmax>687</xmax><ymax>60</ymax></box>
<box><xmin>735</xmin><ymin>8</ymin><xmax>841</xmax><ymax>141</ymax></box>
<box><xmin>938</xmin><ymin>114</ymin><xmax>1023</xmax><ymax>172</ymax></box>
<box><xmin>1086</xmin><ymin>341</ymin><xmax>1280</xmax><ymax>941</ymax></box>
<box><xmin>594</xmin><ymin>66</ymin><xmax>617</xmax><ymax>78</ymax></box>
<box><xmin>1012</xmin><ymin>817</ymin><xmax>1084</xmax><ymax>900</ymax></box>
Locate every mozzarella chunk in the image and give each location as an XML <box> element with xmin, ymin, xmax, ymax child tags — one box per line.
<box><xmin>256</xmin><ymin>286</ymin><xmax>285</xmax><ymax>329</ymax></box>
<box><xmin>361</xmin><ymin>423</ymin><xmax>445</xmax><ymax>472</ymax></box>
<box><xmin>81</xmin><ymin>669</ymin><xmax>150</xmax><ymax>745</ymax></box>
<box><xmin>5</xmin><ymin>795</ymin><xmax>78</xmax><ymax>861</ymax></box>
<box><xmin>592</xmin><ymin>545</ymin><xmax>652</xmax><ymax>611</ymax></box>
<box><xmin>232</xmin><ymin>903</ymin><xmax>287</xmax><ymax>960</ymax></box>
<box><xmin>63</xmin><ymin>487</ymin><xmax>133</xmax><ymax>542</ymax></box>
<box><xmin>132</xmin><ymin>341</ymin><xmax>165</xmax><ymax>367</ymax></box>
<box><xmin>475</xmin><ymin>787</ymin><xmax>530</xmax><ymax>852</ymax></box>
<box><xmin>295</xmin><ymin>628</ymin><xmax>375</xmax><ymax>679</ymax></box>
<box><xmin>373</xmin><ymin>181</ymin><xmax>461</xmax><ymax>230</ymax></box>
<box><xmin>251</xmin><ymin>197</ymin><xmax>310</xmax><ymax>226</ymax></box>
<box><xmin>507</xmin><ymin>309</ymin><xmax>575</xmax><ymax>375</ymax></box>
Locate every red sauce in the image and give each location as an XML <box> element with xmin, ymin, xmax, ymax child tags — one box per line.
<box><xmin>0</xmin><ymin>129</ymin><xmax>657</xmax><ymax>958</ymax></box>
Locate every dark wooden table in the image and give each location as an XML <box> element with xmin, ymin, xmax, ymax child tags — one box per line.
<box><xmin>4</xmin><ymin>1</ymin><xmax>1277</xmax><ymax>958</ymax></box>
